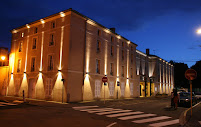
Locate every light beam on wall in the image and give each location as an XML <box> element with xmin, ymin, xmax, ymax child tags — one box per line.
<box><xmin>59</xmin><ymin>26</ymin><xmax>64</xmax><ymax>70</ymax></box>
<box><xmin>24</xmin><ymin>36</ymin><xmax>29</xmax><ymax>72</ymax></box>
<box><xmin>39</xmin><ymin>32</ymin><xmax>44</xmax><ymax>71</ymax></box>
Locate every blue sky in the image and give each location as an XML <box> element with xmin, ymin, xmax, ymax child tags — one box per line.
<box><xmin>1</xmin><ymin>0</ymin><xmax>201</xmax><ymax>67</ymax></box>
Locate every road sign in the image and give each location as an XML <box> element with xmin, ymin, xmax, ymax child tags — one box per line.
<box><xmin>185</xmin><ymin>69</ymin><xmax>197</xmax><ymax>81</ymax></box>
<box><xmin>102</xmin><ymin>76</ymin><xmax>108</xmax><ymax>82</ymax></box>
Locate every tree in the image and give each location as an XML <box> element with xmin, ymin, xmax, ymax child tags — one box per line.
<box><xmin>191</xmin><ymin>60</ymin><xmax>201</xmax><ymax>88</ymax></box>
<box><xmin>169</xmin><ymin>61</ymin><xmax>189</xmax><ymax>88</ymax></box>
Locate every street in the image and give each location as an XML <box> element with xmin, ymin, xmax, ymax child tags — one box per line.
<box><xmin>0</xmin><ymin>96</ymin><xmax>199</xmax><ymax>127</ymax></box>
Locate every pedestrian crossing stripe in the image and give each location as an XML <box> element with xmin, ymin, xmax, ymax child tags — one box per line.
<box><xmin>97</xmin><ymin>110</ymin><xmax>132</xmax><ymax>115</ymax></box>
<box><xmin>72</xmin><ymin>106</ymin><xmax>99</xmax><ymax>109</ymax></box>
<box><xmin>73</xmin><ymin>106</ymin><xmax>179</xmax><ymax>127</ymax></box>
<box><xmin>132</xmin><ymin>116</ymin><xmax>171</xmax><ymax>123</ymax></box>
<box><xmin>106</xmin><ymin>111</ymin><xmax>144</xmax><ymax>118</ymax></box>
<box><xmin>118</xmin><ymin>114</ymin><xmax>157</xmax><ymax>120</ymax></box>
<box><xmin>149</xmin><ymin>119</ymin><xmax>179</xmax><ymax>127</ymax></box>
<box><xmin>0</xmin><ymin>102</ymin><xmax>18</xmax><ymax>106</ymax></box>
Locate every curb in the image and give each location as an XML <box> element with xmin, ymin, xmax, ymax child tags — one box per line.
<box><xmin>179</xmin><ymin>101</ymin><xmax>201</xmax><ymax>126</ymax></box>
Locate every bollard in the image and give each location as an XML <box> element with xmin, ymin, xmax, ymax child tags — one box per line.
<box><xmin>23</xmin><ymin>90</ymin><xmax>25</xmax><ymax>102</ymax></box>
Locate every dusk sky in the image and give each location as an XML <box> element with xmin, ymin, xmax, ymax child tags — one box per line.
<box><xmin>1</xmin><ymin>0</ymin><xmax>201</xmax><ymax>67</ymax></box>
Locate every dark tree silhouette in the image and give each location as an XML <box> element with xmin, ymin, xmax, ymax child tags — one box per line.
<box><xmin>169</xmin><ymin>60</ymin><xmax>189</xmax><ymax>88</ymax></box>
<box><xmin>191</xmin><ymin>60</ymin><xmax>201</xmax><ymax>88</ymax></box>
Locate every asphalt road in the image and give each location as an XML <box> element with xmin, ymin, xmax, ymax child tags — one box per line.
<box><xmin>0</xmin><ymin>96</ymin><xmax>191</xmax><ymax>127</ymax></box>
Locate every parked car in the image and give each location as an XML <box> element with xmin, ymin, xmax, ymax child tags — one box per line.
<box><xmin>179</xmin><ymin>92</ymin><xmax>197</xmax><ymax>107</ymax></box>
<box><xmin>195</xmin><ymin>92</ymin><xmax>201</xmax><ymax>100</ymax></box>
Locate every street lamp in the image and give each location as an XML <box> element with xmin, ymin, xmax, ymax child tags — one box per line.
<box><xmin>1</xmin><ymin>56</ymin><xmax>5</xmax><ymax>61</ymax></box>
<box><xmin>196</xmin><ymin>29</ymin><xmax>201</xmax><ymax>34</ymax></box>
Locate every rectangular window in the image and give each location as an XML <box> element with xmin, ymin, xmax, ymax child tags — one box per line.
<box><xmin>121</xmin><ymin>66</ymin><xmax>124</xmax><ymax>77</ymax></box>
<box><xmin>111</xmin><ymin>45</ymin><xmax>114</xmax><ymax>56</ymax></box>
<box><xmin>31</xmin><ymin>57</ymin><xmax>36</xmax><ymax>72</ymax></box>
<box><xmin>51</xmin><ymin>21</ymin><xmax>56</xmax><ymax>28</ymax></box>
<box><xmin>34</xmin><ymin>27</ymin><xmax>38</xmax><ymax>34</ymax></box>
<box><xmin>122</xmin><ymin>50</ymin><xmax>124</xmax><ymax>60</ymax></box>
<box><xmin>49</xmin><ymin>34</ymin><xmax>55</xmax><ymax>46</ymax></box>
<box><xmin>48</xmin><ymin>55</ymin><xmax>53</xmax><ymax>71</ymax></box>
<box><xmin>95</xmin><ymin>80</ymin><xmax>101</xmax><ymax>98</ymax></box>
<box><xmin>109</xmin><ymin>82</ymin><xmax>114</xmax><ymax>96</ymax></box>
<box><xmin>17</xmin><ymin>59</ymin><xmax>21</xmax><ymax>72</ymax></box>
<box><xmin>32</xmin><ymin>38</ymin><xmax>37</xmax><ymax>49</ymax></box>
<box><xmin>46</xmin><ymin>78</ymin><xmax>53</xmax><ymax>97</ymax></box>
<box><xmin>131</xmin><ymin>46</ymin><xmax>133</xmax><ymax>52</ymax></box>
<box><xmin>98</xmin><ymin>29</ymin><xmax>101</xmax><ymax>36</ymax></box>
<box><xmin>19</xmin><ymin>42</ymin><xmax>23</xmax><ymax>52</ymax></box>
<box><xmin>131</xmin><ymin>68</ymin><xmax>133</xmax><ymax>78</ymax></box>
<box><xmin>131</xmin><ymin>53</ymin><xmax>133</xmax><ymax>63</ymax></box>
<box><xmin>21</xmin><ymin>33</ymin><xmax>24</xmax><ymax>37</ymax></box>
<box><xmin>110</xmin><ymin>63</ymin><xmax>114</xmax><ymax>76</ymax></box>
<box><xmin>130</xmin><ymin>83</ymin><xmax>133</xmax><ymax>96</ymax></box>
<box><xmin>111</xmin><ymin>36</ymin><xmax>114</xmax><ymax>42</ymax></box>
<box><xmin>122</xmin><ymin>42</ymin><xmax>124</xmax><ymax>47</ymax></box>
<box><xmin>96</xmin><ymin>59</ymin><xmax>100</xmax><ymax>74</ymax></box>
<box><xmin>97</xmin><ymin>40</ymin><xmax>101</xmax><ymax>52</ymax></box>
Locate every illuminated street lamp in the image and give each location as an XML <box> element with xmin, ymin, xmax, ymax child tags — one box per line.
<box><xmin>196</xmin><ymin>29</ymin><xmax>201</xmax><ymax>34</ymax></box>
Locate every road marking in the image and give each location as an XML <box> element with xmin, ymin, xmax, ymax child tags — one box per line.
<box><xmin>149</xmin><ymin>119</ymin><xmax>179</xmax><ymax>127</ymax></box>
<box><xmin>106</xmin><ymin>111</ymin><xmax>144</xmax><ymax>118</ymax></box>
<box><xmin>106</xmin><ymin>122</ymin><xmax>117</xmax><ymax>127</ymax></box>
<box><xmin>88</xmin><ymin>109</ymin><xmax>122</xmax><ymax>113</ymax></box>
<box><xmin>0</xmin><ymin>102</ymin><xmax>17</xmax><ymax>105</ymax></box>
<box><xmin>72</xmin><ymin>106</ymin><xmax>98</xmax><ymax>109</ymax></box>
<box><xmin>80</xmin><ymin>108</ymin><xmax>113</xmax><ymax>111</ymax></box>
<box><xmin>199</xmin><ymin>121</ymin><xmax>201</xmax><ymax>125</ymax></box>
<box><xmin>132</xmin><ymin>116</ymin><xmax>171</xmax><ymax>123</ymax></box>
<box><xmin>0</xmin><ymin>104</ymin><xmax>6</xmax><ymax>106</ymax></box>
<box><xmin>118</xmin><ymin>114</ymin><xmax>156</xmax><ymax>120</ymax></box>
<box><xmin>97</xmin><ymin>110</ymin><xmax>132</xmax><ymax>115</ymax></box>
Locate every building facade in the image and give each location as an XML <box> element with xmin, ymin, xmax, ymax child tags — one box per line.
<box><xmin>5</xmin><ymin>8</ymin><xmax>174</xmax><ymax>102</ymax></box>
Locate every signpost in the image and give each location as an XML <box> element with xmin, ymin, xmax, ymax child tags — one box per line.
<box><xmin>117</xmin><ymin>81</ymin><xmax>120</xmax><ymax>99</ymax></box>
<box><xmin>102</xmin><ymin>76</ymin><xmax>108</xmax><ymax>104</ymax></box>
<box><xmin>185</xmin><ymin>69</ymin><xmax>197</xmax><ymax>116</ymax></box>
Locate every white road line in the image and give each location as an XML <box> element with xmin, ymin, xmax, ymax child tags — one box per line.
<box><xmin>149</xmin><ymin>119</ymin><xmax>179</xmax><ymax>127</ymax></box>
<box><xmin>0</xmin><ymin>104</ymin><xmax>6</xmax><ymax>106</ymax></box>
<box><xmin>106</xmin><ymin>111</ymin><xmax>144</xmax><ymax>118</ymax></box>
<box><xmin>80</xmin><ymin>108</ymin><xmax>113</xmax><ymax>111</ymax></box>
<box><xmin>118</xmin><ymin>114</ymin><xmax>157</xmax><ymax>120</ymax></box>
<box><xmin>106</xmin><ymin>122</ymin><xmax>117</xmax><ymax>127</ymax></box>
<box><xmin>88</xmin><ymin>109</ymin><xmax>122</xmax><ymax>113</ymax></box>
<box><xmin>72</xmin><ymin>106</ymin><xmax>98</xmax><ymax>109</ymax></box>
<box><xmin>0</xmin><ymin>102</ymin><xmax>17</xmax><ymax>105</ymax></box>
<box><xmin>132</xmin><ymin>116</ymin><xmax>171</xmax><ymax>123</ymax></box>
<box><xmin>199</xmin><ymin>121</ymin><xmax>201</xmax><ymax>125</ymax></box>
<box><xmin>97</xmin><ymin>110</ymin><xmax>132</xmax><ymax>115</ymax></box>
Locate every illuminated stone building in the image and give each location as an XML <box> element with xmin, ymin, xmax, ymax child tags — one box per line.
<box><xmin>6</xmin><ymin>8</ymin><xmax>174</xmax><ymax>102</ymax></box>
<box><xmin>136</xmin><ymin>49</ymin><xmax>174</xmax><ymax>97</ymax></box>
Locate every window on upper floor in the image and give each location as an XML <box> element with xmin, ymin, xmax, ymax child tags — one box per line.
<box><xmin>121</xmin><ymin>66</ymin><xmax>124</xmax><ymax>77</ymax></box>
<box><xmin>122</xmin><ymin>50</ymin><xmax>124</xmax><ymax>60</ymax></box>
<box><xmin>32</xmin><ymin>38</ymin><xmax>37</xmax><ymax>49</ymax></box>
<box><xmin>34</xmin><ymin>27</ymin><xmax>38</xmax><ymax>34</ymax></box>
<box><xmin>111</xmin><ymin>45</ymin><xmax>114</xmax><ymax>56</ymax></box>
<box><xmin>131</xmin><ymin>46</ymin><xmax>133</xmax><ymax>52</ymax></box>
<box><xmin>111</xmin><ymin>36</ymin><xmax>114</xmax><ymax>42</ymax></box>
<box><xmin>98</xmin><ymin>29</ymin><xmax>101</xmax><ymax>36</ymax></box>
<box><xmin>17</xmin><ymin>59</ymin><xmax>21</xmax><ymax>73</ymax></box>
<box><xmin>97</xmin><ymin>40</ymin><xmax>101</xmax><ymax>52</ymax></box>
<box><xmin>31</xmin><ymin>57</ymin><xmax>36</xmax><ymax>72</ymax></box>
<box><xmin>19</xmin><ymin>42</ymin><xmax>23</xmax><ymax>52</ymax></box>
<box><xmin>21</xmin><ymin>32</ymin><xmax>24</xmax><ymax>37</ymax></box>
<box><xmin>49</xmin><ymin>34</ymin><xmax>55</xmax><ymax>46</ymax></box>
<box><xmin>96</xmin><ymin>59</ymin><xmax>100</xmax><ymax>74</ymax></box>
<box><xmin>110</xmin><ymin>63</ymin><xmax>114</xmax><ymax>76</ymax></box>
<box><xmin>122</xmin><ymin>42</ymin><xmax>124</xmax><ymax>48</ymax></box>
<box><xmin>131</xmin><ymin>53</ymin><xmax>133</xmax><ymax>63</ymax></box>
<box><xmin>48</xmin><ymin>55</ymin><xmax>53</xmax><ymax>71</ymax></box>
<box><xmin>51</xmin><ymin>21</ymin><xmax>56</xmax><ymax>29</ymax></box>
<box><xmin>131</xmin><ymin>68</ymin><xmax>133</xmax><ymax>78</ymax></box>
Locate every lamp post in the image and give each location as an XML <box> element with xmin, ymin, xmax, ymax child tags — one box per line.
<box><xmin>149</xmin><ymin>76</ymin><xmax>154</xmax><ymax>96</ymax></box>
